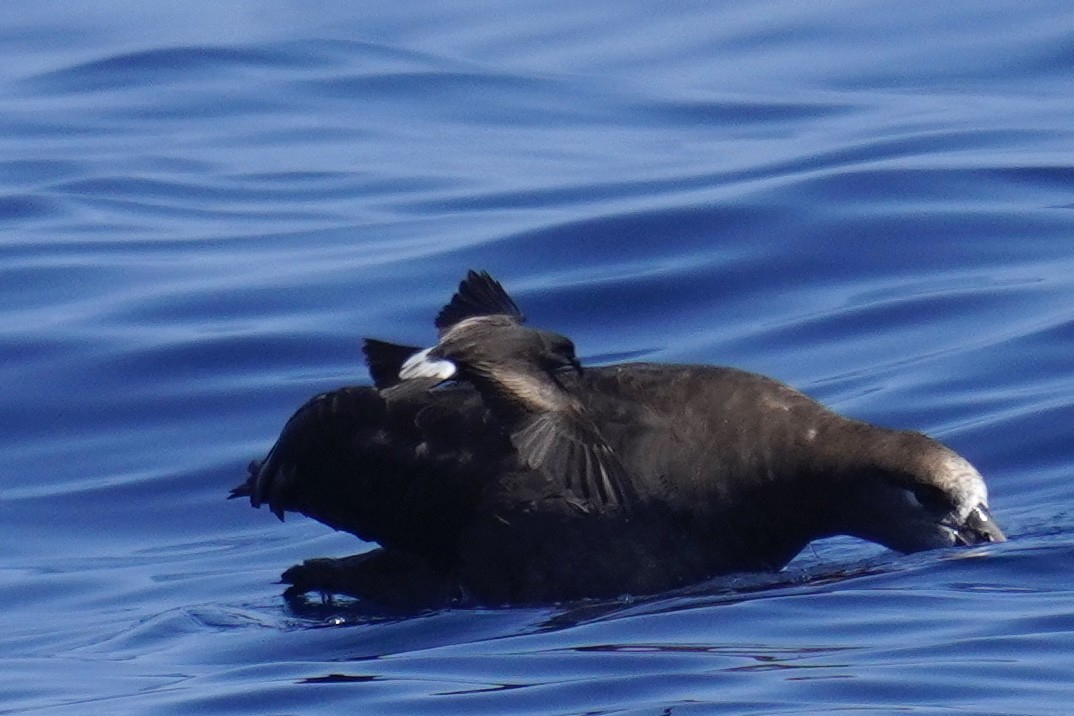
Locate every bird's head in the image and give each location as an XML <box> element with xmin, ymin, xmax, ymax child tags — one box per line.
<box><xmin>537</xmin><ymin>330</ymin><xmax>583</xmax><ymax>376</ymax></box>
<box><xmin>829</xmin><ymin>432</ymin><xmax>1005</xmax><ymax>553</ymax></box>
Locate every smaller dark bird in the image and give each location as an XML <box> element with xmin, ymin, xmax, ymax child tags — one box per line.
<box><xmin>231</xmin><ymin>270</ymin><xmax>1005</xmax><ymax>606</ymax></box>
<box><xmin>364</xmin><ymin>271</ymin><xmax>627</xmax><ymax>506</ymax></box>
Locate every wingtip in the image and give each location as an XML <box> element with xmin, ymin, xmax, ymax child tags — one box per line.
<box><xmin>227</xmin><ymin>460</ymin><xmax>260</xmax><ymax>500</ymax></box>
<box><xmin>363</xmin><ymin>338</ymin><xmax>424</xmax><ymax>389</ymax></box>
<box><xmin>226</xmin><ymin>486</ymin><xmax>248</xmax><ymax>500</ymax></box>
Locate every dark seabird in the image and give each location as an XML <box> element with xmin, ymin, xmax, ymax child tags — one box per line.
<box><xmin>231</xmin><ymin>270</ymin><xmax>1005</xmax><ymax>606</ymax></box>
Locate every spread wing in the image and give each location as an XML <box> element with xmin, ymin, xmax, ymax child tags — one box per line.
<box><xmin>230</xmin><ymin>388</ymin><xmax>388</xmax><ymax>524</ymax></box>
<box><xmin>510</xmin><ymin>408</ymin><xmax>634</xmax><ymax>509</ymax></box>
<box><xmin>462</xmin><ymin>361</ymin><xmax>636</xmax><ymax>511</ymax></box>
<box><xmin>229</xmin><ymin>387</ymin><xmax>492</xmax><ymax>559</ymax></box>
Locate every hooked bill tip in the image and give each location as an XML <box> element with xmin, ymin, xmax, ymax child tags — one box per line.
<box><xmin>957</xmin><ymin>504</ymin><xmax>1006</xmax><ymax>545</ymax></box>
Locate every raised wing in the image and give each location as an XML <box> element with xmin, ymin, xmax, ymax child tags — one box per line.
<box><xmin>435</xmin><ymin>270</ymin><xmax>524</xmax><ymax>333</ymax></box>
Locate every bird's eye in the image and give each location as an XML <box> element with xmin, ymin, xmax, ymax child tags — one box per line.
<box><xmin>911</xmin><ymin>484</ymin><xmax>953</xmax><ymax>512</ymax></box>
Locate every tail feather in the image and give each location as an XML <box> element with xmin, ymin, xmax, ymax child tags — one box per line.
<box><xmin>435</xmin><ymin>270</ymin><xmax>524</xmax><ymax>332</ymax></box>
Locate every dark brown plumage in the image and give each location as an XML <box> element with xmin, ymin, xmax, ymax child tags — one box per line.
<box><xmin>230</xmin><ymin>270</ymin><xmax>1004</xmax><ymax>606</ymax></box>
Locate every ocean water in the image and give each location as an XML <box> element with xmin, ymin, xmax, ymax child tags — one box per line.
<box><xmin>3</xmin><ymin>1</ymin><xmax>1074</xmax><ymax>713</ymax></box>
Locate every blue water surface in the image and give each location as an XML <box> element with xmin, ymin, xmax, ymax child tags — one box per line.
<box><xmin>3</xmin><ymin>1</ymin><xmax>1074</xmax><ymax>713</ymax></box>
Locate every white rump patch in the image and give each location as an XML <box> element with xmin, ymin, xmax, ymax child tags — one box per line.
<box><xmin>399</xmin><ymin>347</ymin><xmax>456</xmax><ymax>381</ymax></box>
